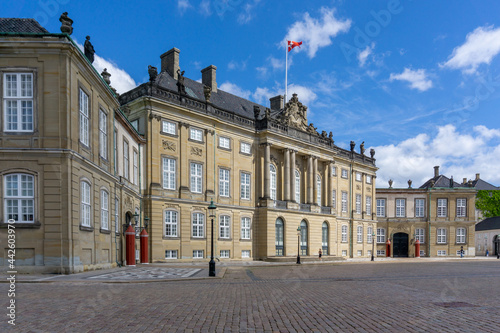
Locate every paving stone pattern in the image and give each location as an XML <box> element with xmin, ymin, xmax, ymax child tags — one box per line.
<box><xmin>2</xmin><ymin>261</ymin><xmax>500</xmax><ymax>332</ymax></box>
<box><xmin>87</xmin><ymin>267</ymin><xmax>203</xmax><ymax>280</ymax></box>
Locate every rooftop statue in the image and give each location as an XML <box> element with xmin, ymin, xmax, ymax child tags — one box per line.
<box><xmin>84</xmin><ymin>36</ymin><xmax>95</xmax><ymax>64</ymax></box>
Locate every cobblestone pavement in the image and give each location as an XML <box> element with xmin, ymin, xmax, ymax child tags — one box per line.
<box><xmin>2</xmin><ymin>260</ymin><xmax>500</xmax><ymax>332</ymax></box>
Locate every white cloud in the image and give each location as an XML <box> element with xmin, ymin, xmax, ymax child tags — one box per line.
<box><xmin>237</xmin><ymin>0</ymin><xmax>261</xmax><ymax>24</ymax></box>
<box><xmin>441</xmin><ymin>25</ymin><xmax>500</xmax><ymax>74</ymax></box>
<box><xmin>199</xmin><ymin>0</ymin><xmax>211</xmax><ymax>16</ymax></box>
<box><xmin>389</xmin><ymin>68</ymin><xmax>432</xmax><ymax>91</ymax></box>
<box><xmin>285</xmin><ymin>7</ymin><xmax>351</xmax><ymax>58</ymax></box>
<box><xmin>253</xmin><ymin>87</ymin><xmax>275</xmax><ymax>105</ymax></box>
<box><xmin>228</xmin><ymin>59</ymin><xmax>248</xmax><ymax>71</ymax></box>
<box><xmin>219</xmin><ymin>81</ymin><xmax>252</xmax><ymax>99</ymax></box>
<box><xmin>269</xmin><ymin>56</ymin><xmax>284</xmax><ymax>70</ymax></box>
<box><xmin>358</xmin><ymin>43</ymin><xmax>374</xmax><ymax>67</ymax></box>
<box><xmin>287</xmin><ymin>84</ymin><xmax>317</xmax><ymax>106</ymax></box>
<box><xmin>373</xmin><ymin>124</ymin><xmax>500</xmax><ymax>188</ymax></box>
<box><xmin>177</xmin><ymin>0</ymin><xmax>192</xmax><ymax>15</ymax></box>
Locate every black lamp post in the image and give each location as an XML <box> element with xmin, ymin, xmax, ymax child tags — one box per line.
<box><xmin>296</xmin><ymin>226</ymin><xmax>301</xmax><ymax>264</ymax></box>
<box><xmin>208</xmin><ymin>199</ymin><xmax>217</xmax><ymax>277</ymax></box>
<box><xmin>371</xmin><ymin>232</ymin><xmax>375</xmax><ymax>261</ymax></box>
<box><xmin>133</xmin><ymin>212</ymin><xmax>140</xmax><ymax>235</ymax></box>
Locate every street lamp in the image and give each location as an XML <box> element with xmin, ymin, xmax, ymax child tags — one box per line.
<box><xmin>144</xmin><ymin>216</ymin><xmax>149</xmax><ymax>230</ymax></box>
<box><xmin>208</xmin><ymin>199</ymin><xmax>217</xmax><ymax>276</ymax></box>
<box><xmin>133</xmin><ymin>212</ymin><xmax>139</xmax><ymax>225</ymax></box>
<box><xmin>296</xmin><ymin>226</ymin><xmax>301</xmax><ymax>264</ymax></box>
<box><xmin>371</xmin><ymin>232</ymin><xmax>375</xmax><ymax>261</ymax></box>
<box><xmin>133</xmin><ymin>212</ymin><xmax>140</xmax><ymax>236</ymax></box>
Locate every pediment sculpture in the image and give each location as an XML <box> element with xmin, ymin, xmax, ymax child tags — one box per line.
<box><xmin>279</xmin><ymin>93</ymin><xmax>308</xmax><ymax>131</ymax></box>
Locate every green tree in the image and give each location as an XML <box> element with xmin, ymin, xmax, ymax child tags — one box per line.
<box><xmin>475</xmin><ymin>190</ymin><xmax>500</xmax><ymax>218</ymax></box>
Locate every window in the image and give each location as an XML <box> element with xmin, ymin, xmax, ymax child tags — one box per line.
<box><xmin>366</xmin><ymin>196</ymin><xmax>372</xmax><ymax>216</ymax></box>
<box><xmin>367</xmin><ymin>227</ymin><xmax>373</xmax><ymax>243</ymax></box>
<box><xmin>331</xmin><ymin>166</ymin><xmax>337</xmax><ymax>176</ymax></box>
<box><xmin>219</xmin><ymin>169</ymin><xmax>230</xmax><ymax>197</ymax></box>
<box><xmin>275</xmin><ymin>218</ymin><xmax>284</xmax><ymax>256</ymax></box>
<box><xmin>456</xmin><ymin>227</ymin><xmax>466</xmax><ymax>244</ymax></box>
<box><xmin>165</xmin><ymin>250</ymin><xmax>178</xmax><ymax>259</ymax></box>
<box><xmin>113</xmin><ymin>129</ymin><xmax>118</xmax><ymax>173</ymax></box>
<box><xmin>355</xmin><ymin>194</ymin><xmax>361</xmax><ymax>214</ymax></box>
<box><xmin>240</xmin><ymin>142</ymin><xmax>251</xmax><ymax>154</ymax></box>
<box><xmin>219</xmin><ymin>136</ymin><xmax>230</xmax><ymax>149</ymax></box>
<box><xmin>332</xmin><ymin>190</ymin><xmax>336</xmax><ymax>209</ymax></box>
<box><xmin>193</xmin><ymin>250</ymin><xmax>204</xmax><ymax>259</ymax></box>
<box><xmin>342</xmin><ymin>250</ymin><xmax>347</xmax><ymax>256</ymax></box>
<box><xmin>396</xmin><ymin>199</ymin><xmax>405</xmax><ymax>217</ymax></box>
<box><xmin>162</xmin><ymin>120</ymin><xmax>176</xmax><ymax>135</ymax></box>
<box><xmin>437</xmin><ymin>250</ymin><xmax>446</xmax><ymax>256</ymax></box>
<box><xmin>242</xmin><ymin>250</ymin><xmax>250</xmax><ymax>258</ymax></box>
<box><xmin>366</xmin><ymin>175</ymin><xmax>372</xmax><ymax>184</ymax></box>
<box><xmin>341</xmin><ymin>225</ymin><xmax>348</xmax><ymax>243</ymax></box>
<box><xmin>162</xmin><ymin>158</ymin><xmax>176</xmax><ymax>190</ymax></box>
<box><xmin>356</xmin><ymin>172</ymin><xmax>362</xmax><ymax>181</ymax></box>
<box><xmin>4</xmin><ymin>73</ymin><xmax>34</xmax><ymax>132</ymax></box>
<box><xmin>192</xmin><ymin>213</ymin><xmax>204</xmax><ymax>238</ymax></box>
<box><xmin>241</xmin><ymin>217</ymin><xmax>251</xmax><ymax>239</ymax></box>
<box><xmin>100</xmin><ymin>190</ymin><xmax>109</xmax><ymax>230</ymax></box>
<box><xmin>240</xmin><ymin>173</ymin><xmax>250</xmax><ymax>200</ymax></box>
<box><xmin>376</xmin><ymin>199</ymin><xmax>386</xmax><ymax>217</ymax></box>
<box><xmin>377</xmin><ymin>228</ymin><xmax>386</xmax><ymax>243</ymax></box>
<box><xmin>415</xmin><ymin>199</ymin><xmax>425</xmax><ymax>217</ymax></box>
<box><xmin>4</xmin><ymin>174</ymin><xmax>34</xmax><ymax>223</ymax></box>
<box><xmin>219</xmin><ymin>215</ymin><xmax>230</xmax><ymax>239</ymax></box>
<box><xmin>130</xmin><ymin>119</ymin><xmax>138</xmax><ymax>131</ymax></box>
<box><xmin>316</xmin><ymin>175</ymin><xmax>322</xmax><ymax>205</ymax></box>
<box><xmin>123</xmin><ymin>140</ymin><xmax>129</xmax><ymax>180</ymax></box>
<box><xmin>164</xmin><ymin>210</ymin><xmax>178</xmax><ymax>237</ymax></box>
<box><xmin>322</xmin><ymin>222</ymin><xmax>329</xmax><ymax>251</ymax></box>
<box><xmin>114</xmin><ymin>197</ymin><xmax>119</xmax><ymax>233</ymax></box>
<box><xmin>437</xmin><ymin>199</ymin><xmax>447</xmax><ymax>217</ymax></box>
<box><xmin>79</xmin><ymin>88</ymin><xmax>89</xmax><ymax>145</ymax></box>
<box><xmin>99</xmin><ymin>110</ymin><xmax>107</xmax><ymax>159</ymax></box>
<box><xmin>367</xmin><ymin>250</ymin><xmax>372</xmax><ymax>257</ymax></box>
<box><xmin>437</xmin><ymin>228</ymin><xmax>447</xmax><ymax>244</ymax></box>
<box><xmin>377</xmin><ymin>250</ymin><xmax>385</xmax><ymax>256</ymax></box>
<box><xmin>341</xmin><ymin>191</ymin><xmax>348</xmax><ymax>213</ymax></box>
<box><xmin>270</xmin><ymin>164</ymin><xmax>277</xmax><ymax>200</ymax></box>
<box><xmin>456</xmin><ymin>199</ymin><xmax>466</xmax><ymax>217</ymax></box>
<box><xmin>220</xmin><ymin>250</ymin><xmax>230</xmax><ymax>258</ymax></box>
<box><xmin>416</xmin><ymin>228</ymin><xmax>425</xmax><ymax>243</ymax></box>
<box><xmin>190</xmin><ymin>128</ymin><xmax>203</xmax><ymax>141</ymax></box>
<box><xmin>357</xmin><ymin>250</ymin><xmax>362</xmax><ymax>256</ymax></box>
<box><xmin>295</xmin><ymin>170</ymin><xmax>300</xmax><ymax>203</ymax></box>
<box><xmin>133</xmin><ymin>150</ymin><xmax>138</xmax><ymax>185</ymax></box>
<box><xmin>341</xmin><ymin>169</ymin><xmax>348</xmax><ymax>179</ymax></box>
<box><xmin>357</xmin><ymin>225</ymin><xmax>363</xmax><ymax>243</ymax></box>
<box><xmin>190</xmin><ymin>163</ymin><xmax>202</xmax><ymax>193</ymax></box>
<box><xmin>80</xmin><ymin>181</ymin><xmax>91</xmax><ymax>227</ymax></box>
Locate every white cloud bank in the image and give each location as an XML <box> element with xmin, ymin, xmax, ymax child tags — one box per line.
<box><xmin>389</xmin><ymin>68</ymin><xmax>432</xmax><ymax>91</ymax></box>
<box><xmin>285</xmin><ymin>7</ymin><xmax>351</xmax><ymax>58</ymax></box>
<box><xmin>373</xmin><ymin>124</ymin><xmax>500</xmax><ymax>188</ymax></box>
<box><xmin>441</xmin><ymin>25</ymin><xmax>500</xmax><ymax>74</ymax></box>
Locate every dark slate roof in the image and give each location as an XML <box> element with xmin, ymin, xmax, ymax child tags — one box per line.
<box><xmin>155</xmin><ymin>71</ymin><xmax>267</xmax><ymax>119</ymax></box>
<box><xmin>419</xmin><ymin>175</ymin><xmax>462</xmax><ymax>189</ymax></box>
<box><xmin>0</xmin><ymin>18</ymin><xmax>48</xmax><ymax>33</ymax></box>
<box><xmin>476</xmin><ymin>216</ymin><xmax>500</xmax><ymax>231</ymax></box>
<box><xmin>470</xmin><ymin>179</ymin><xmax>499</xmax><ymax>190</ymax></box>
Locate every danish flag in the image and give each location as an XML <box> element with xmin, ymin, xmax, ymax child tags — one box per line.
<box><xmin>288</xmin><ymin>40</ymin><xmax>302</xmax><ymax>52</ymax></box>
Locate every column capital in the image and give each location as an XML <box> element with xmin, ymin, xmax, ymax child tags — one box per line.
<box><xmin>260</xmin><ymin>142</ymin><xmax>272</xmax><ymax>147</ymax></box>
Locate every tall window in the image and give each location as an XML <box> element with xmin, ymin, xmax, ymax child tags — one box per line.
<box><xmin>79</xmin><ymin>88</ymin><xmax>89</xmax><ymax>145</ymax></box>
<box><xmin>190</xmin><ymin>163</ymin><xmax>202</xmax><ymax>193</ymax></box>
<box><xmin>357</xmin><ymin>225</ymin><xmax>363</xmax><ymax>243</ymax></box>
<box><xmin>192</xmin><ymin>213</ymin><xmax>204</xmax><ymax>238</ymax></box>
<box><xmin>133</xmin><ymin>150</ymin><xmax>138</xmax><ymax>185</ymax></box>
<box><xmin>341</xmin><ymin>169</ymin><xmax>348</xmax><ymax>178</ymax></box>
<box><xmin>219</xmin><ymin>169</ymin><xmax>230</xmax><ymax>197</ymax></box>
<box><xmin>240</xmin><ymin>142</ymin><xmax>251</xmax><ymax>154</ymax></box>
<box><xmin>115</xmin><ymin>197</ymin><xmax>119</xmax><ymax>233</ymax></box>
<box><xmin>275</xmin><ymin>218</ymin><xmax>284</xmax><ymax>256</ymax></box>
<box><xmin>366</xmin><ymin>196</ymin><xmax>372</xmax><ymax>215</ymax></box>
<box><xmin>456</xmin><ymin>199</ymin><xmax>466</xmax><ymax>217</ymax></box>
<box><xmin>316</xmin><ymin>175</ymin><xmax>322</xmax><ymax>205</ymax></box>
<box><xmin>332</xmin><ymin>190</ymin><xmax>336</xmax><ymax>210</ymax></box>
<box><xmin>220</xmin><ymin>215</ymin><xmax>230</xmax><ymax>239</ymax></box>
<box><xmin>322</xmin><ymin>222</ymin><xmax>329</xmax><ymax>254</ymax></box>
<box><xmin>190</xmin><ymin>128</ymin><xmax>203</xmax><ymax>141</ymax></box>
<box><xmin>270</xmin><ymin>164</ymin><xmax>277</xmax><ymax>200</ymax></box>
<box><xmin>376</xmin><ymin>228</ymin><xmax>386</xmax><ymax>243</ymax></box>
<box><xmin>165</xmin><ymin>210</ymin><xmax>178</xmax><ymax>237</ymax></box>
<box><xmin>162</xmin><ymin>158</ymin><xmax>176</xmax><ymax>190</ymax></box>
<box><xmin>4</xmin><ymin>174</ymin><xmax>34</xmax><ymax>223</ymax></box>
<box><xmin>456</xmin><ymin>227</ymin><xmax>466</xmax><ymax>243</ymax></box>
<box><xmin>367</xmin><ymin>227</ymin><xmax>373</xmax><ymax>243</ymax></box>
<box><xmin>396</xmin><ymin>199</ymin><xmax>405</xmax><ymax>217</ymax></box>
<box><xmin>4</xmin><ymin>73</ymin><xmax>33</xmax><ymax>132</ymax></box>
<box><xmin>240</xmin><ymin>172</ymin><xmax>250</xmax><ymax>200</ymax></box>
<box><xmin>341</xmin><ymin>191</ymin><xmax>348</xmax><ymax>213</ymax></box>
<box><xmin>355</xmin><ymin>194</ymin><xmax>361</xmax><ymax>214</ymax></box>
<box><xmin>437</xmin><ymin>199</ymin><xmax>447</xmax><ymax>217</ymax></box>
<box><xmin>100</xmin><ymin>190</ymin><xmax>109</xmax><ymax>230</ymax></box>
<box><xmin>241</xmin><ymin>217</ymin><xmax>251</xmax><ymax>239</ymax></box>
<box><xmin>113</xmin><ymin>129</ymin><xmax>118</xmax><ymax>173</ymax></box>
<box><xmin>355</xmin><ymin>172</ymin><xmax>362</xmax><ymax>181</ymax></box>
<box><xmin>366</xmin><ymin>175</ymin><xmax>372</xmax><ymax>184</ymax></box>
<box><xmin>123</xmin><ymin>140</ymin><xmax>129</xmax><ymax>179</ymax></box>
<box><xmin>295</xmin><ymin>170</ymin><xmax>300</xmax><ymax>203</ymax></box>
<box><xmin>80</xmin><ymin>181</ymin><xmax>91</xmax><ymax>227</ymax></box>
<box><xmin>415</xmin><ymin>199</ymin><xmax>425</xmax><ymax>217</ymax></box>
<box><xmin>376</xmin><ymin>199</ymin><xmax>386</xmax><ymax>217</ymax></box>
<box><xmin>437</xmin><ymin>228</ymin><xmax>447</xmax><ymax>244</ymax></box>
<box><xmin>416</xmin><ymin>228</ymin><xmax>425</xmax><ymax>243</ymax></box>
<box><xmin>341</xmin><ymin>225</ymin><xmax>348</xmax><ymax>243</ymax></box>
<box><xmin>99</xmin><ymin>110</ymin><xmax>107</xmax><ymax>159</ymax></box>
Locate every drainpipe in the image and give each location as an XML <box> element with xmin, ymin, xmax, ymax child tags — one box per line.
<box><xmin>113</xmin><ymin>110</ymin><xmax>121</xmax><ymax>267</ymax></box>
<box><xmin>349</xmin><ymin>162</ymin><xmax>353</xmax><ymax>258</ymax></box>
<box><xmin>428</xmin><ymin>188</ymin><xmax>431</xmax><ymax>257</ymax></box>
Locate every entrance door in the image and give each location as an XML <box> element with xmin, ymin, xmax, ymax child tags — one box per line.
<box><xmin>393</xmin><ymin>232</ymin><xmax>409</xmax><ymax>257</ymax></box>
<box><xmin>300</xmin><ymin>220</ymin><xmax>308</xmax><ymax>255</ymax></box>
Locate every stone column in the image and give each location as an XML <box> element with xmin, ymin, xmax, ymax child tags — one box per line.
<box><xmin>263</xmin><ymin>143</ymin><xmax>271</xmax><ymax>199</ymax></box>
<box><xmin>313</xmin><ymin>157</ymin><xmax>318</xmax><ymax>205</ymax></box>
<box><xmin>290</xmin><ymin>150</ymin><xmax>297</xmax><ymax>202</ymax></box>
<box><xmin>307</xmin><ymin>155</ymin><xmax>313</xmax><ymax>204</ymax></box>
<box><xmin>284</xmin><ymin>149</ymin><xmax>291</xmax><ymax>201</ymax></box>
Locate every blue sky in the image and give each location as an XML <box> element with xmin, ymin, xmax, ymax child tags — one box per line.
<box><xmin>4</xmin><ymin>0</ymin><xmax>500</xmax><ymax>187</ymax></box>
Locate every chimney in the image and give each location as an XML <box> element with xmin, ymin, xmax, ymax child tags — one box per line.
<box><xmin>160</xmin><ymin>48</ymin><xmax>180</xmax><ymax>79</ymax></box>
<box><xmin>463</xmin><ymin>178</ymin><xmax>467</xmax><ymax>184</ymax></box>
<box><xmin>201</xmin><ymin>65</ymin><xmax>217</xmax><ymax>93</ymax></box>
<box><xmin>270</xmin><ymin>95</ymin><xmax>284</xmax><ymax>110</ymax></box>
<box><xmin>434</xmin><ymin>166</ymin><xmax>439</xmax><ymax>178</ymax></box>
<box><xmin>476</xmin><ymin>173</ymin><xmax>480</xmax><ymax>181</ymax></box>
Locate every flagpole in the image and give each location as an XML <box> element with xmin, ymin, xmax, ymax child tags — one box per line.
<box><xmin>285</xmin><ymin>40</ymin><xmax>288</xmax><ymax>104</ymax></box>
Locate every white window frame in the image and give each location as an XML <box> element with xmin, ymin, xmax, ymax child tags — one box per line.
<box><xmin>415</xmin><ymin>199</ymin><xmax>425</xmax><ymax>218</ymax></box>
<box><xmin>356</xmin><ymin>172</ymin><xmax>362</xmax><ymax>181</ymax></box>
<box><xmin>377</xmin><ymin>228</ymin><xmax>386</xmax><ymax>243</ymax></box>
<box><xmin>240</xmin><ymin>142</ymin><xmax>251</xmax><ymax>154</ymax></box>
<box><xmin>123</xmin><ymin>140</ymin><xmax>129</xmax><ymax>180</ymax></box>
<box><xmin>295</xmin><ymin>170</ymin><xmax>300</xmax><ymax>203</ymax></box>
<box><xmin>367</xmin><ymin>227</ymin><xmax>373</xmax><ymax>243</ymax></box>
<box><xmin>415</xmin><ymin>228</ymin><xmax>425</xmax><ymax>243</ymax></box>
<box><xmin>79</xmin><ymin>88</ymin><xmax>89</xmax><ymax>146</ymax></box>
<box><xmin>100</xmin><ymin>190</ymin><xmax>109</xmax><ymax>230</ymax></box>
<box><xmin>192</xmin><ymin>213</ymin><xmax>204</xmax><ymax>238</ymax></box>
<box><xmin>366</xmin><ymin>196</ymin><xmax>372</xmax><ymax>216</ymax></box>
<box><xmin>341</xmin><ymin>169</ymin><xmax>348</xmax><ymax>179</ymax></box>
<box><xmin>242</xmin><ymin>250</ymin><xmax>250</xmax><ymax>258</ymax></box>
<box><xmin>164</xmin><ymin>210</ymin><xmax>178</xmax><ymax>237</ymax></box>
<box><xmin>162</xmin><ymin>157</ymin><xmax>176</xmax><ymax>190</ymax></box>
<box><xmin>133</xmin><ymin>150</ymin><xmax>138</xmax><ymax>185</ymax></box>
<box><xmin>396</xmin><ymin>199</ymin><xmax>405</xmax><ymax>217</ymax></box>
<box><xmin>270</xmin><ymin>164</ymin><xmax>277</xmax><ymax>200</ymax></box>
<box><xmin>377</xmin><ymin>250</ymin><xmax>385</xmax><ymax>256</ymax></box>
<box><xmin>190</xmin><ymin>163</ymin><xmax>202</xmax><ymax>193</ymax></box>
<box><xmin>456</xmin><ymin>199</ymin><xmax>466</xmax><ymax>217</ymax></box>
<box><xmin>162</xmin><ymin>120</ymin><xmax>177</xmax><ymax>135</ymax></box>
<box><xmin>437</xmin><ymin>228</ymin><xmax>447</xmax><ymax>244</ymax></box>
<box><xmin>219</xmin><ymin>136</ymin><xmax>230</xmax><ymax>149</ymax></box>
<box><xmin>316</xmin><ymin>175</ymin><xmax>322</xmax><ymax>205</ymax></box>
<box><xmin>366</xmin><ymin>175</ymin><xmax>372</xmax><ymax>184</ymax></box>
<box><xmin>241</xmin><ymin>217</ymin><xmax>251</xmax><ymax>240</ymax></box>
<box><xmin>219</xmin><ymin>168</ymin><xmax>230</xmax><ymax>197</ymax></box>
<box><xmin>165</xmin><ymin>250</ymin><xmax>178</xmax><ymax>259</ymax></box>
<box><xmin>341</xmin><ymin>225</ymin><xmax>348</xmax><ymax>243</ymax></box>
<box><xmin>115</xmin><ymin>197</ymin><xmax>119</xmax><ymax>233</ymax></box>
<box><xmin>240</xmin><ymin>172</ymin><xmax>250</xmax><ymax>200</ymax></box>
<box><xmin>437</xmin><ymin>250</ymin><xmax>446</xmax><ymax>256</ymax></box>
<box><xmin>342</xmin><ymin>250</ymin><xmax>347</xmax><ymax>256</ymax></box>
<box><xmin>331</xmin><ymin>166</ymin><xmax>337</xmax><ymax>176</ymax></box>
<box><xmin>190</xmin><ymin>127</ymin><xmax>203</xmax><ymax>142</ymax></box>
<box><xmin>80</xmin><ymin>181</ymin><xmax>91</xmax><ymax>227</ymax></box>
<box><xmin>357</xmin><ymin>250</ymin><xmax>362</xmax><ymax>256</ymax></box>
<box><xmin>376</xmin><ymin>199</ymin><xmax>386</xmax><ymax>217</ymax></box>
<box><xmin>193</xmin><ymin>250</ymin><xmax>204</xmax><ymax>258</ymax></box>
<box><xmin>4</xmin><ymin>73</ymin><xmax>34</xmax><ymax>133</ymax></box>
<box><xmin>456</xmin><ymin>227</ymin><xmax>466</xmax><ymax>244</ymax></box>
<box><xmin>4</xmin><ymin>173</ymin><xmax>35</xmax><ymax>223</ymax></box>
<box><xmin>437</xmin><ymin>199</ymin><xmax>447</xmax><ymax>217</ymax></box>
<box><xmin>357</xmin><ymin>225</ymin><xmax>363</xmax><ymax>243</ymax></box>
<box><xmin>220</xmin><ymin>250</ymin><xmax>230</xmax><ymax>258</ymax></box>
<box><xmin>99</xmin><ymin>109</ymin><xmax>107</xmax><ymax>159</ymax></box>
<box><xmin>332</xmin><ymin>190</ymin><xmax>336</xmax><ymax>210</ymax></box>
<box><xmin>341</xmin><ymin>191</ymin><xmax>348</xmax><ymax>213</ymax></box>
<box><xmin>355</xmin><ymin>194</ymin><xmax>361</xmax><ymax>214</ymax></box>
<box><xmin>219</xmin><ymin>215</ymin><xmax>230</xmax><ymax>239</ymax></box>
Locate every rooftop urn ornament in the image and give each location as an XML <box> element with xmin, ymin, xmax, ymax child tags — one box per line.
<box><xmin>101</xmin><ymin>68</ymin><xmax>111</xmax><ymax>85</ymax></box>
<box><xmin>59</xmin><ymin>12</ymin><xmax>73</xmax><ymax>35</ymax></box>
<box><xmin>360</xmin><ymin>141</ymin><xmax>365</xmax><ymax>155</ymax></box>
<box><xmin>203</xmin><ymin>84</ymin><xmax>211</xmax><ymax>102</ymax></box>
<box><xmin>148</xmin><ymin>65</ymin><xmax>158</xmax><ymax>82</ymax></box>
<box><xmin>408</xmin><ymin>179</ymin><xmax>412</xmax><ymax>188</ymax></box>
<box><xmin>350</xmin><ymin>141</ymin><xmax>355</xmax><ymax>152</ymax></box>
<box><xmin>176</xmin><ymin>69</ymin><xmax>186</xmax><ymax>95</ymax></box>
<box><xmin>388</xmin><ymin>179</ymin><xmax>393</xmax><ymax>188</ymax></box>
<box><xmin>84</xmin><ymin>36</ymin><xmax>95</xmax><ymax>64</ymax></box>
<box><xmin>370</xmin><ymin>148</ymin><xmax>375</xmax><ymax>159</ymax></box>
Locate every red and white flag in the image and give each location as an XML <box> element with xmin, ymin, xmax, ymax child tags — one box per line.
<box><xmin>288</xmin><ymin>40</ymin><xmax>302</xmax><ymax>52</ymax></box>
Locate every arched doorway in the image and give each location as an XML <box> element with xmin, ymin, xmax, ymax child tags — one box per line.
<box><xmin>300</xmin><ymin>220</ymin><xmax>308</xmax><ymax>255</ymax></box>
<box><xmin>393</xmin><ymin>232</ymin><xmax>409</xmax><ymax>257</ymax></box>
<box><xmin>322</xmin><ymin>222</ymin><xmax>329</xmax><ymax>255</ymax></box>
<box><xmin>275</xmin><ymin>218</ymin><xmax>284</xmax><ymax>256</ymax></box>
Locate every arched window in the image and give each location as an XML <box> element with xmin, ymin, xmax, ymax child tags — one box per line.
<box><xmin>300</xmin><ymin>220</ymin><xmax>308</xmax><ymax>255</ymax></box>
<box><xmin>316</xmin><ymin>175</ymin><xmax>322</xmax><ymax>205</ymax></box>
<box><xmin>322</xmin><ymin>222</ymin><xmax>329</xmax><ymax>255</ymax></box>
<box><xmin>100</xmin><ymin>189</ymin><xmax>109</xmax><ymax>230</ymax></box>
<box><xmin>295</xmin><ymin>170</ymin><xmax>300</xmax><ymax>203</ymax></box>
<box><xmin>165</xmin><ymin>210</ymin><xmax>178</xmax><ymax>237</ymax></box>
<box><xmin>4</xmin><ymin>173</ymin><xmax>35</xmax><ymax>223</ymax></box>
<box><xmin>270</xmin><ymin>164</ymin><xmax>277</xmax><ymax>200</ymax></box>
<box><xmin>357</xmin><ymin>225</ymin><xmax>363</xmax><ymax>243</ymax></box>
<box><xmin>275</xmin><ymin>218</ymin><xmax>284</xmax><ymax>256</ymax></box>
